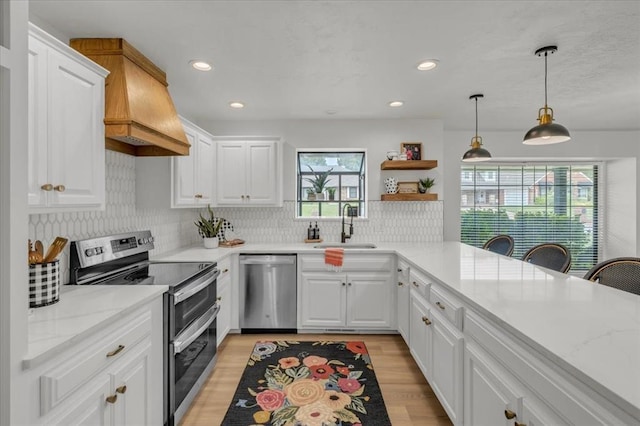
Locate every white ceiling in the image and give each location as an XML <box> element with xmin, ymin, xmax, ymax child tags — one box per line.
<box><xmin>30</xmin><ymin>0</ymin><xmax>640</xmax><ymax>132</ymax></box>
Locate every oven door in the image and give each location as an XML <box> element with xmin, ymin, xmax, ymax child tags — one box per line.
<box><xmin>171</xmin><ymin>267</ymin><xmax>220</xmax><ymax>337</ymax></box>
<box><xmin>169</xmin><ymin>303</ymin><xmax>220</xmax><ymax>425</ymax></box>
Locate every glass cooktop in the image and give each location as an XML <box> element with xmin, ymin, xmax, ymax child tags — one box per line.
<box><xmin>91</xmin><ymin>262</ymin><xmax>215</xmax><ymax>288</ymax></box>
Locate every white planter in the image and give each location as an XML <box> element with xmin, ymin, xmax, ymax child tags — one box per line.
<box><xmin>203</xmin><ymin>237</ymin><xmax>219</xmax><ymax>249</ymax></box>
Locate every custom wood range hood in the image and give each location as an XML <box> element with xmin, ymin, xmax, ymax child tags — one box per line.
<box><xmin>70</xmin><ymin>38</ymin><xmax>190</xmax><ymax>156</ymax></box>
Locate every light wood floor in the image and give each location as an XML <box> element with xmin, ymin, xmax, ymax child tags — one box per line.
<box><xmin>180</xmin><ymin>333</ymin><xmax>452</xmax><ymax>426</ymax></box>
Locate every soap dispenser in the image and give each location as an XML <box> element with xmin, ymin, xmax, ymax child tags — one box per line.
<box><xmin>314</xmin><ymin>221</ymin><xmax>320</xmax><ymax>240</ymax></box>
<box><xmin>307</xmin><ymin>222</ymin><xmax>314</xmax><ymax>240</ymax></box>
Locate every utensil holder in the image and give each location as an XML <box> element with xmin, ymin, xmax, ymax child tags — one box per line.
<box><xmin>29</xmin><ymin>260</ymin><xmax>60</xmax><ymax>308</ymax></box>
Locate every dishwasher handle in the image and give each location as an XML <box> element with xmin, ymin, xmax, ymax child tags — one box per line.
<box><xmin>240</xmin><ymin>256</ymin><xmax>296</xmax><ymax>265</ymax></box>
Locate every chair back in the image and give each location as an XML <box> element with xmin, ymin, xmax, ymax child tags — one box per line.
<box><xmin>521</xmin><ymin>243</ymin><xmax>572</xmax><ymax>273</ymax></box>
<box><xmin>482</xmin><ymin>235</ymin><xmax>514</xmax><ymax>256</ymax></box>
<box><xmin>583</xmin><ymin>257</ymin><xmax>640</xmax><ymax>295</ymax></box>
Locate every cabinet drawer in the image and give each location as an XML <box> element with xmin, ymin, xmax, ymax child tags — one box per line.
<box><xmin>409</xmin><ymin>269</ymin><xmax>430</xmax><ymax>299</ymax></box>
<box><xmin>429</xmin><ymin>284</ymin><xmax>463</xmax><ymax>330</ymax></box>
<box><xmin>217</xmin><ymin>255</ymin><xmax>232</xmax><ymax>281</ymax></box>
<box><xmin>299</xmin><ymin>254</ymin><xmax>394</xmax><ymax>272</ymax></box>
<box><xmin>40</xmin><ymin>309</ymin><xmax>152</xmax><ymax>415</ymax></box>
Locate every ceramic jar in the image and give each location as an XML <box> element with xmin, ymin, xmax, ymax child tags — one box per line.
<box><xmin>384</xmin><ymin>177</ymin><xmax>398</xmax><ymax>194</ymax></box>
<box><xmin>386</xmin><ymin>150</ymin><xmax>399</xmax><ymax>160</ymax></box>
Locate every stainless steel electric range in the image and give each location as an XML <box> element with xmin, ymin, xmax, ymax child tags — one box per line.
<box><xmin>69</xmin><ymin>230</ymin><xmax>219</xmax><ymax>426</ymax></box>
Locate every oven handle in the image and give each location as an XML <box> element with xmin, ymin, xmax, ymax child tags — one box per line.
<box><xmin>173</xmin><ymin>268</ymin><xmax>220</xmax><ymax>304</ymax></box>
<box><xmin>173</xmin><ymin>304</ymin><xmax>220</xmax><ymax>355</ymax></box>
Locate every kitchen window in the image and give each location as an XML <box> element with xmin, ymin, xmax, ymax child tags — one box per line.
<box><xmin>297</xmin><ymin>150</ymin><xmax>366</xmax><ymax>218</ymax></box>
<box><xmin>460</xmin><ymin>163</ymin><xmax>600</xmax><ymax>272</ymax></box>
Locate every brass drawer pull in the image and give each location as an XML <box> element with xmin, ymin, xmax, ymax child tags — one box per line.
<box><xmin>514</xmin><ymin>423</ymin><xmax>526</xmax><ymax>426</ymax></box>
<box><xmin>398</xmin><ymin>282</ymin><xmax>403</xmax><ymax>286</ymax></box>
<box><xmin>40</xmin><ymin>184</ymin><xmax>53</xmax><ymax>191</ymax></box>
<box><xmin>397</xmin><ymin>268</ymin><xmax>402</xmax><ymax>272</ymax></box>
<box><xmin>421</xmin><ymin>316</ymin><xmax>432</xmax><ymax>325</ymax></box>
<box><xmin>222</xmin><ymin>268</ymin><xmax>229</xmax><ymax>273</ymax></box>
<box><xmin>216</xmin><ymin>296</ymin><xmax>222</xmax><ymax>301</ymax></box>
<box><xmin>106</xmin><ymin>344</ymin><xmax>125</xmax><ymax>358</ymax></box>
<box><xmin>412</xmin><ymin>281</ymin><xmax>419</xmax><ymax>288</ymax></box>
<box><xmin>504</xmin><ymin>409</ymin><xmax>517</xmax><ymax>419</ymax></box>
<box><xmin>116</xmin><ymin>385</ymin><xmax>127</xmax><ymax>394</ymax></box>
<box><xmin>106</xmin><ymin>394</ymin><xmax>117</xmax><ymax>404</ymax></box>
<box><xmin>436</xmin><ymin>301</ymin><xmax>445</xmax><ymax>310</ymax></box>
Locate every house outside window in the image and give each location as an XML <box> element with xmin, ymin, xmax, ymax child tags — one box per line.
<box><xmin>460</xmin><ymin>163</ymin><xmax>600</xmax><ymax>272</ymax></box>
<box><xmin>297</xmin><ymin>150</ymin><xmax>366</xmax><ymax>218</ymax></box>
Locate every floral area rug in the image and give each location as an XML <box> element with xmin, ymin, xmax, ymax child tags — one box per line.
<box><xmin>221</xmin><ymin>341</ymin><xmax>391</xmax><ymax>426</ymax></box>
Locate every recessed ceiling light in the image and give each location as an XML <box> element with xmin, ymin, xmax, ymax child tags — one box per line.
<box><xmin>229</xmin><ymin>101</ymin><xmax>245</xmax><ymax>109</ymax></box>
<box><xmin>189</xmin><ymin>60</ymin><xmax>212</xmax><ymax>71</ymax></box>
<box><xmin>417</xmin><ymin>60</ymin><xmax>439</xmax><ymax>71</ymax></box>
<box><xmin>389</xmin><ymin>101</ymin><xmax>404</xmax><ymax>107</ymax></box>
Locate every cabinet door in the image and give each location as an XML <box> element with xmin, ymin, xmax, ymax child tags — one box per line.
<box><xmin>396</xmin><ymin>262</ymin><xmax>410</xmax><ymax>344</ymax></box>
<box><xmin>47</xmin><ymin>375</ymin><xmax>112</xmax><ymax>426</ymax></box>
<box><xmin>173</xmin><ymin>124</ymin><xmax>198</xmax><ymax>206</ymax></box>
<box><xmin>347</xmin><ymin>272</ymin><xmax>393</xmax><ymax>328</ymax></box>
<box><xmin>196</xmin><ymin>132</ymin><xmax>215</xmax><ymax>205</ymax></box>
<box><xmin>47</xmin><ymin>48</ymin><xmax>105</xmax><ymax>207</ymax></box>
<box><xmin>217</xmin><ymin>141</ymin><xmax>246</xmax><ymax>204</ymax></box>
<box><xmin>27</xmin><ymin>36</ymin><xmax>49</xmax><ymax>208</ymax></box>
<box><xmin>299</xmin><ymin>273</ymin><xmax>346</xmax><ymax>328</ymax></box>
<box><xmin>464</xmin><ymin>342</ymin><xmax>521</xmax><ymax>426</ymax></box>
<box><xmin>409</xmin><ymin>292</ymin><xmax>431</xmax><ymax>378</ymax></box>
<box><xmin>246</xmin><ymin>141</ymin><xmax>277</xmax><ymax>204</ymax></box>
<box><xmin>217</xmin><ymin>275</ymin><xmax>232</xmax><ymax>345</ymax></box>
<box><xmin>111</xmin><ymin>342</ymin><xmax>152</xmax><ymax>426</ymax></box>
<box><xmin>430</xmin><ymin>310</ymin><xmax>463</xmax><ymax>425</ymax></box>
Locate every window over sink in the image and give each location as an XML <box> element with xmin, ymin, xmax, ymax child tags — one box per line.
<box><xmin>297</xmin><ymin>150</ymin><xmax>366</xmax><ymax>218</ymax></box>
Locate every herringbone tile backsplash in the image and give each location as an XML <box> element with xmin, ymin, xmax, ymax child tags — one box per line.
<box><xmin>30</xmin><ymin>151</ymin><xmax>443</xmax><ymax>283</ymax></box>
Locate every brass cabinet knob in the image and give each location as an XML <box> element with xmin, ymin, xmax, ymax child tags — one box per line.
<box><xmin>53</xmin><ymin>185</ymin><xmax>65</xmax><ymax>192</ymax></box>
<box><xmin>106</xmin><ymin>394</ymin><xmax>117</xmax><ymax>404</ymax></box>
<box><xmin>216</xmin><ymin>296</ymin><xmax>222</xmax><ymax>301</ymax></box>
<box><xmin>41</xmin><ymin>184</ymin><xmax>53</xmax><ymax>191</ymax></box>
<box><xmin>397</xmin><ymin>268</ymin><xmax>403</xmax><ymax>272</ymax></box>
<box><xmin>246</xmin><ymin>195</ymin><xmax>250</xmax><ymax>199</ymax></box>
<box><xmin>223</xmin><ymin>268</ymin><xmax>229</xmax><ymax>273</ymax></box>
<box><xmin>504</xmin><ymin>409</ymin><xmax>517</xmax><ymax>420</ymax></box>
<box><xmin>348</xmin><ymin>282</ymin><xmax>352</xmax><ymax>286</ymax></box>
<box><xmin>412</xmin><ymin>281</ymin><xmax>419</xmax><ymax>288</ymax></box>
<box><xmin>116</xmin><ymin>385</ymin><xmax>127</xmax><ymax>394</ymax></box>
<box><xmin>436</xmin><ymin>301</ymin><xmax>445</xmax><ymax>310</ymax></box>
<box><xmin>342</xmin><ymin>282</ymin><xmax>346</xmax><ymax>286</ymax></box>
<box><xmin>241</xmin><ymin>195</ymin><xmax>245</xmax><ymax>199</ymax></box>
<box><xmin>421</xmin><ymin>316</ymin><xmax>432</xmax><ymax>325</ymax></box>
<box><xmin>398</xmin><ymin>282</ymin><xmax>403</xmax><ymax>286</ymax></box>
<box><xmin>106</xmin><ymin>344</ymin><xmax>125</xmax><ymax>358</ymax></box>
<box><xmin>194</xmin><ymin>194</ymin><xmax>203</xmax><ymax>199</ymax></box>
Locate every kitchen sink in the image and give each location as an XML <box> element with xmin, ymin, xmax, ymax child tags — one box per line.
<box><xmin>313</xmin><ymin>243</ymin><xmax>377</xmax><ymax>249</ymax></box>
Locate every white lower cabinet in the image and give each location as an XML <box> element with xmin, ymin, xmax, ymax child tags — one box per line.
<box><xmin>217</xmin><ymin>257</ymin><xmax>232</xmax><ymax>345</ymax></box>
<box><xmin>28</xmin><ymin>297</ymin><xmax>163</xmax><ymax>426</ymax></box>
<box><xmin>396</xmin><ymin>259</ymin><xmax>410</xmax><ymax>345</ymax></box>
<box><xmin>409</xmin><ymin>290</ymin><xmax>431</xmax><ymax>378</ymax></box>
<box><xmin>298</xmin><ymin>254</ymin><xmax>395</xmax><ymax>330</ymax></box>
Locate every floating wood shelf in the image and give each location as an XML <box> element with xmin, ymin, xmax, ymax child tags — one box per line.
<box><xmin>380</xmin><ymin>160</ymin><xmax>438</xmax><ymax>170</ymax></box>
<box><xmin>381</xmin><ymin>193</ymin><xmax>438</xmax><ymax>201</ymax></box>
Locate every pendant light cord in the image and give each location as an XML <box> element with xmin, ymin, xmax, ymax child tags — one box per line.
<box><xmin>544</xmin><ymin>50</ymin><xmax>548</xmax><ymax>108</ymax></box>
<box><xmin>475</xmin><ymin>96</ymin><xmax>479</xmax><ymax>139</ymax></box>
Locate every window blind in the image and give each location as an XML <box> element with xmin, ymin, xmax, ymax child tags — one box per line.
<box><xmin>460</xmin><ymin>164</ymin><xmax>599</xmax><ymax>271</ymax></box>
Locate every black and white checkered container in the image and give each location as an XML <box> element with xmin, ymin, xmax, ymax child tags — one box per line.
<box><xmin>29</xmin><ymin>260</ymin><xmax>60</xmax><ymax>308</ymax></box>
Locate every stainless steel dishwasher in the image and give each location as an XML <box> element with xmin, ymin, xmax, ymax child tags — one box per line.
<box><xmin>239</xmin><ymin>254</ymin><xmax>297</xmax><ymax>332</ymax></box>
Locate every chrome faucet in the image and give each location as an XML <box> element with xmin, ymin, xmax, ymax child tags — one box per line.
<box><xmin>341</xmin><ymin>203</ymin><xmax>356</xmax><ymax>243</ymax></box>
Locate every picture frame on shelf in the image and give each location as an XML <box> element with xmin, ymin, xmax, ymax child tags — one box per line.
<box><xmin>400</xmin><ymin>142</ymin><xmax>422</xmax><ymax>160</ymax></box>
<box><xmin>397</xmin><ymin>181</ymin><xmax>419</xmax><ymax>193</ymax></box>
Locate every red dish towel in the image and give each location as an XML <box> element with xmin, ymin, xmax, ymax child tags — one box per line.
<box><xmin>325</xmin><ymin>248</ymin><xmax>344</xmax><ymax>269</ymax></box>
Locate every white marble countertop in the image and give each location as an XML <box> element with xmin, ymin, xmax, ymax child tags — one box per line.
<box><xmin>24</xmin><ymin>285</ymin><xmax>167</xmax><ymax>369</ymax></box>
<box><xmin>155</xmin><ymin>241</ymin><xmax>640</xmax><ymax>419</ymax></box>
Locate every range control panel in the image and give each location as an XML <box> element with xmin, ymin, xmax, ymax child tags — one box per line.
<box><xmin>71</xmin><ymin>230</ymin><xmax>155</xmax><ymax>268</ymax></box>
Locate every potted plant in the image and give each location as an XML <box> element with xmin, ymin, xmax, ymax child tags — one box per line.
<box><xmin>327</xmin><ymin>187</ymin><xmax>336</xmax><ymax>201</ymax></box>
<box><xmin>418</xmin><ymin>177</ymin><xmax>435</xmax><ymax>193</ymax></box>
<box><xmin>194</xmin><ymin>205</ymin><xmax>223</xmax><ymax>248</ymax></box>
<box><xmin>304</xmin><ymin>166</ymin><xmax>333</xmax><ymax>200</ymax></box>
<box><xmin>306</xmin><ymin>188</ymin><xmax>316</xmax><ymax>201</ymax></box>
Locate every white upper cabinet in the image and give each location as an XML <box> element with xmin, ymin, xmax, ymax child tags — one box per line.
<box><xmin>215</xmin><ymin>138</ymin><xmax>282</xmax><ymax>206</ymax></box>
<box><xmin>28</xmin><ymin>23</ymin><xmax>108</xmax><ymax>212</ymax></box>
<box><xmin>172</xmin><ymin>117</ymin><xmax>215</xmax><ymax>207</ymax></box>
<box><xmin>136</xmin><ymin>116</ymin><xmax>215</xmax><ymax>209</ymax></box>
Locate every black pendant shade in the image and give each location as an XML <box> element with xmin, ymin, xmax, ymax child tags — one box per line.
<box><xmin>523</xmin><ymin>46</ymin><xmax>571</xmax><ymax>145</ymax></box>
<box><xmin>462</xmin><ymin>94</ymin><xmax>491</xmax><ymax>162</ymax></box>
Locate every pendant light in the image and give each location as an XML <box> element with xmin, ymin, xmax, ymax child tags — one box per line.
<box><xmin>523</xmin><ymin>45</ymin><xmax>571</xmax><ymax>145</ymax></box>
<box><xmin>462</xmin><ymin>94</ymin><xmax>492</xmax><ymax>162</ymax></box>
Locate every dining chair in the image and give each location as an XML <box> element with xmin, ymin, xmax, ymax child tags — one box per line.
<box><xmin>482</xmin><ymin>235</ymin><xmax>515</xmax><ymax>256</ymax></box>
<box><xmin>583</xmin><ymin>257</ymin><xmax>640</xmax><ymax>295</ymax></box>
<box><xmin>521</xmin><ymin>243</ymin><xmax>572</xmax><ymax>273</ymax></box>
